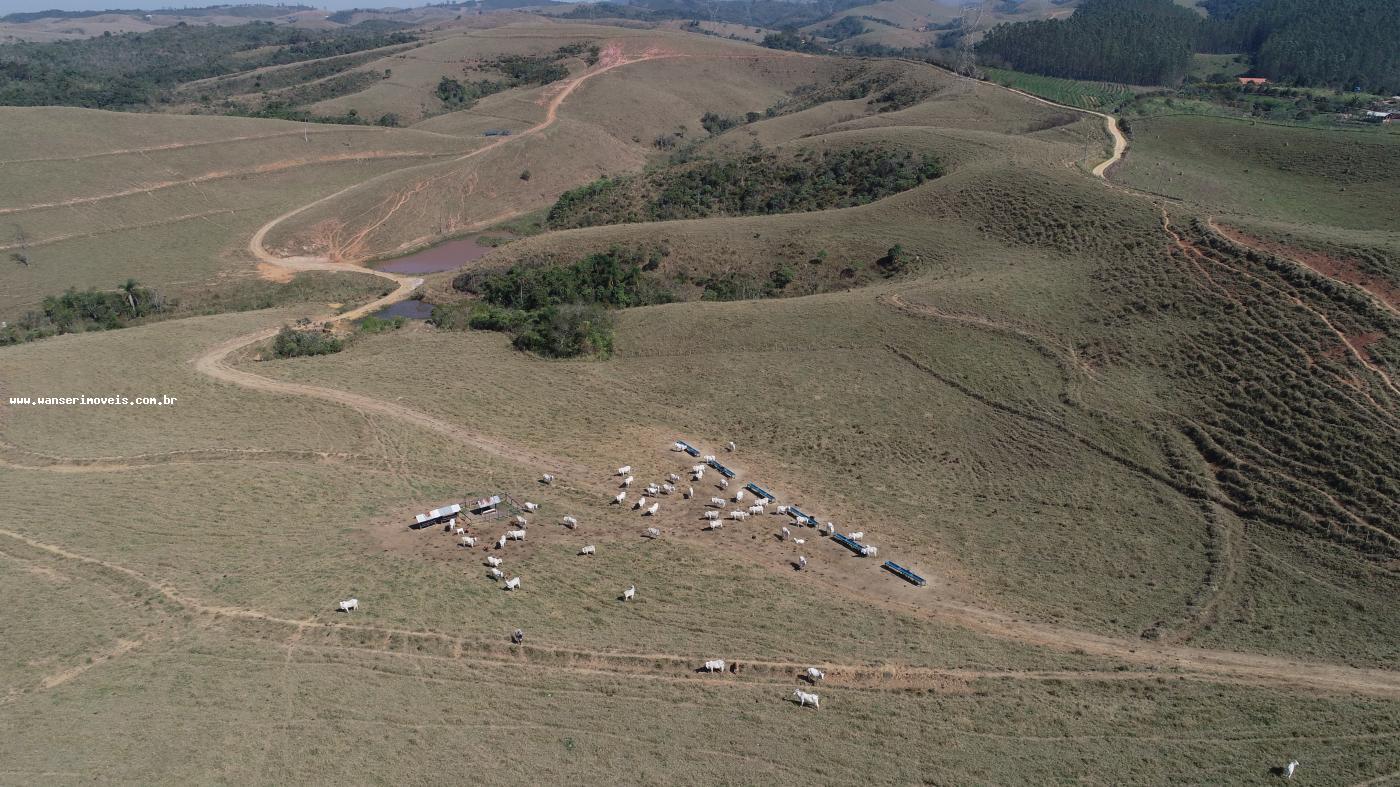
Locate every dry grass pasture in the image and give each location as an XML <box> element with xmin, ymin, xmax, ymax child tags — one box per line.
<box><xmin>2</xmin><ymin>17</ymin><xmax>1399</xmax><ymax>785</ymax></box>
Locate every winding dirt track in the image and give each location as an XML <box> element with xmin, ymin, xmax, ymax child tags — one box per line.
<box><xmin>18</xmin><ymin>46</ymin><xmax>1390</xmax><ymax>700</ymax></box>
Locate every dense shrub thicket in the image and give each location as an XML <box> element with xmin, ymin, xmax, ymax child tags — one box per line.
<box><xmin>0</xmin><ymin>280</ymin><xmax>165</xmax><ymax>345</ymax></box>
<box><xmin>0</xmin><ymin>23</ymin><xmax>416</xmax><ymax>109</ymax></box>
<box><xmin>439</xmin><ymin>247</ymin><xmax>670</xmax><ymax>358</ymax></box>
<box><xmin>271</xmin><ymin>324</ymin><xmax>344</xmax><ymax>358</ymax></box>
<box><xmin>546</xmin><ymin>146</ymin><xmax>942</xmax><ymax>229</ymax></box>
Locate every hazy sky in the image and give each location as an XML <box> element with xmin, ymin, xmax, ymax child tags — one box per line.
<box><xmin>0</xmin><ymin>0</ymin><xmax>449</xmax><ymax>13</ymax></box>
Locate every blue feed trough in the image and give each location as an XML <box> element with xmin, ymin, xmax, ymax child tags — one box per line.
<box><xmin>882</xmin><ymin>561</ymin><xmax>927</xmax><ymax>587</ymax></box>
<box><xmin>676</xmin><ymin>439</ymin><xmax>701</xmax><ymax>457</ymax></box>
<box><xmin>744</xmin><ymin>482</ymin><xmax>775</xmax><ymax>501</ymax></box>
<box><xmin>831</xmin><ymin>532</ymin><xmax>865</xmax><ymax>554</ymax></box>
<box><xmin>787</xmin><ymin>506</ymin><xmax>817</xmax><ymax>527</ymax></box>
<box><xmin>707</xmin><ymin>459</ymin><xmax>736</xmax><ymax>478</ymax></box>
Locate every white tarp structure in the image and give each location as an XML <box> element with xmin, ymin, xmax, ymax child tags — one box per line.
<box><xmin>414</xmin><ymin>503</ymin><xmax>463</xmax><ymax>525</ymax></box>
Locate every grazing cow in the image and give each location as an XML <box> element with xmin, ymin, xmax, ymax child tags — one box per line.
<box><xmin>792</xmin><ymin>689</ymin><xmax>819</xmax><ymax>708</ymax></box>
<box><xmin>823</xmin><ymin>522</ymin><xmax>835</xmax><ymax>536</ymax></box>
<box><xmin>797</xmin><ymin>555</ymin><xmax>807</xmax><ymax>570</ymax></box>
<box><xmin>685</xmin><ymin>486</ymin><xmax>694</xmax><ymax>499</ymax></box>
<box><xmin>692</xmin><ymin>469</ymin><xmax>704</xmax><ymax>481</ymax></box>
<box><xmin>633</xmin><ymin>497</ymin><xmax>646</xmax><ymax>510</ymax></box>
<box><xmin>561</xmin><ymin>516</ymin><xmax>578</xmax><ymax>529</ymax></box>
<box><xmin>621</xmin><ymin>476</ymin><xmax>634</xmax><ymax>488</ymax></box>
<box><xmin>461</xmin><ymin>536</ymin><xmax>476</xmax><ymax>547</ymax></box>
<box><xmin>616</xmin><ymin>465</ymin><xmax>632</xmax><ymax>476</ymax></box>
<box><xmin>861</xmin><ymin>545</ymin><xmax>879</xmax><ymax>558</ymax></box>
<box><xmin>504</xmin><ymin>577</ymin><xmax>521</xmax><ymax>591</ymax></box>
<box><xmin>673</xmin><ymin>442</ymin><xmax>686</xmax><ymax>452</ymax></box>
<box><xmin>647</xmin><ymin>484</ymin><xmax>661</xmax><ymax>496</ymax></box>
<box><xmin>691</xmin><ymin>464</ymin><xmax>704</xmax><ymax>474</ymax></box>
<box><xmin>849</xmin><ymin>531</ymin><xmax>864</xmax><ymax>541</ymax></box>
<box><xmin>710</xmin><ymin>497</ymin><xmax>726</xmax><ymax>508</ymax></box>
<box><xmin>748</xmin><ymin>504</ymin><xmax>764</xmax><ymax>515</ymax></box>
<box><xmin>496</xmin><ymin>535</ymin><xmax>507</xmax><ymax>550</ymax></box>
<box><xmin>623</xmin><ymin>585</ymin><xmax>636</xmax><ymax>601</ymax></box>
<box><xmin>707</xmin><ymin>521</ymin><xmax>724</xmax><ymax>531</ymax></box>
<box><xmin>579</xmin><ymin>545</ymin><xmax>596</xmax><ymax>556</ymax></box>
<box><xmin>703</xmin><ymin>659</ymin><xmax>726</xmax><ymax>672</ymax></box>
<box><xmin>775</xmin><ymin>505</ymin><xmax>788</xmax><ymax>515</ymax></box>
<box><xmin>644</xmin><ymin>527</ymin><xmax>661</xmax><ymax>539</ymax></box>
<box><xmin>512</xmin><ymin>628</ymin><xmax>524</xmax><ymax>644</ymax></box>
<box><xmin>734</xmin><ymin>490</ymin><xmax>745</xmax><ymax>503</ymax></box>
<box><xmin>514</xmin><ymin>515</ymin><xmax>528</xmax><ymax>527</ymax></box>
<box><xmin>780</xmin><ymin>526</ymin><xmax>790</xmax><ymax>541</ymax></box>
<box><xmin>726</xmin><ymin>441</ymin><xmax>736</xmax><ymax>452</ymax></box>
<box><xmin>702</xmin><ymin>455</ymin><xmax>716</xmax><ymax>463</ymax></box>
<box><xmin>704</xmin><ymin>511</ymin><xmax>720</xmax><ymax>521</ymax></box>
<box><xmin>793</xmin><ymin>538</ymin><xmax>805</xmax><ymax>545</ymax></box>
<box><xmin>805</xmin><ymin>667</ymin><xmax>825</xmax><ymax>682</ymax></box>
<box><xmin>338</xmin><ymin>598</ymin><xmax>358</xmax><ymax>613</ymax></box>
<box><xmin>454</xmin><ymin>527</ymin><xmax>466</xmax><ymax>536</ymax></box>
<box><xmin>718</xmin><ymin>478</ymin><xmax>729</xmax><ymax>490</ymax></box>
<box><xmin>489</xmin><ymin>567</ymin><xmax>504</xmax><ymax>580</ymax></box>
<box><xmin>1285</xmin><ymin>760</ymin><xmax>1299</xmax><ymax>780</ymax></box>
<box><xmin>541</xmin><ymin>474</ymin><xmax>554</xmax><ymax>485</ymax></box>
<box><xmin>661</xmin><ymin>483</ymin><xmax>676</xmax><ymax>495</ymax></box>
<box><xmin>523</xmin><ymin>502</ymin><xmax>539</xmax><ymax>512</ymax></box>
<box><xmin>486</xmin><ymin>555</ymin><xmax>502</xmax><ymax>567</ymax></box>
<box><xmin>507</xmin><ymin>529</ymin><xmax>526</xmax><ymax>540</ymax></box>
<box><xmin>666</xmin><ymin>473</ymin><xmax>680</xmax><ymax>483</ymax></box>
<box><xmin>613</xmin><ymin>491</ymin><xmax>627</xmax><ymax>505</ymax></box>
<box><xmin>644</xmin><ymin>502</ymin><xmax>659</xmax><ymax>516</ymax></box>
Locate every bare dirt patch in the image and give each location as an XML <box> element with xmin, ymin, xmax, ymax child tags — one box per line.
<box><xmin>1214</xmin><ymin>223</ymin><xmax>1400</xmax><ymax>315</ymax></box>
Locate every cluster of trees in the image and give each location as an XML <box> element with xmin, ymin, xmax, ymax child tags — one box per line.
<box><xmin>435</xmin><ymin>76</ymin><xmax>508</xmax><ymax>108</ymax></box>
<box><xmin>760</xmin><ymin>30</ymin><xmax>824</xmax><ymax>54</ymax></box>
<box><xmin>975</xmin><ymin>0</ymin><xmax>1200</xmax><ymax>85</ymax></box>
<box><xmin>820</xmin><ymin>16</ymin><xmax>868</xmax><ymax>42</ymax></box>
<box><xmin>440</xmin><ymin>247</ymin><xmax>672</xmax><ymax>358</ymax></box>
<box><xmin>0</xmin><ymin>22</ymin><xmax>416</xmax><ymax>109</ymax></box>
<box><xmin>0</xmin><ymin>279</ymin><xmax>164</xmax><ymax>345</ymax></box>
<box><xmin>271</xmin><ymin>324</ymin><xmax>343</xmax><ymax>358</ymax></box>
<box><xmin>436</xmin><ymin>43</ymin><xmax>596</xmax><ymax>109</ymax></box>
<box><xmin>977</xmin><ymin>0</ymin><xmax>1400</xmax><ymax>92</ymax></box>
<box><xmin>1200</xmin><ymin>0</ymin><xmax>1399</xmax><ymax>94</ymax></box>
<box><xmin>546</xmin><ymin>145</ymin><xmax>943</xmax><ymax>229</ymax></box>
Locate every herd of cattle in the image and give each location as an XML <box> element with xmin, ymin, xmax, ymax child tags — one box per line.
<box><xmin>337</xmin><ymin>437</ymin><xmax>921</xmax><ymax>709</ymax></box>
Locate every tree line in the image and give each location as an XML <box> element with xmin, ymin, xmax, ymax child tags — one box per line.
<box><xmin>976</xmin><ymin>0</ymin><xmax>1399</xmax><ymax>93</ymax></box>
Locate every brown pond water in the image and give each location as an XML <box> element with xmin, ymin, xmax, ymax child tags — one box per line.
<box><xmin>374</xmin><ymin>235</ymin><xmax>494</xmax><ymax>274</ymax></box>
<box><xmin>368</xmin><ymin>299</ymin><xmax>435</xmax><ymax>321</ymax></box>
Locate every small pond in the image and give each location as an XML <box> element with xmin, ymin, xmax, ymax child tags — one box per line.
<box><xmin>368</xmin><ymin>299</ymin><xmax>435</xmax><ymax>321</ymax></box>
<box><xmin>373</xmin><ymin>235</ymin><xmax>494</xmax><ymax>274</ymax></box>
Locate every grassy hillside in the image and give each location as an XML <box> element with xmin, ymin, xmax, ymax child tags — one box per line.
<box><xmin>3</xmin><ymin>18</ymin><xmax>1400</xmax><ymax>784</ymax></box>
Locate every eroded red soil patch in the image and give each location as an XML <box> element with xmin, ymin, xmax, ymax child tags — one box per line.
<box><xmin>1214</xmin><ymin>223</ymin><xmax>1400</xmax><ymax>314</ymax></box>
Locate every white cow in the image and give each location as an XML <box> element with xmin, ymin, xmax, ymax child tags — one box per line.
<box><xmin>707</xmin><ymin>521</ymin><xmax>724</xmax><ymax>531</ymax></box>
<box><xmin>702</xmin><ymin>455</ymin><xmax>716</xmax><ymax>463</ymax></box>
<box><xmin>504</xmin><ymin>577</ymin><xmax>521</xmax><ymax>591</ymax></box>
<box><xmin>461</xmin><ymin>535</ymin><xmax>476</xmax><ymax>547</ymax></box>
<box><xmin>861</xmin><ymin>545</ymin><xmax>879</xmax><ymax>558</ymax></box>
<box><xmin>523</xmin><ymin>502</ymin><xmax>539</xmax><ymax>512</ymax></box>
<box><xmin>704</xmin><ymin>511</ymin><xmax>720</xmax><ymax>521</ymax></box>
<box><xmin>666</xmin><ymin>473</ymin><xmax>680</xmax><ymax>483</ymax></box>
<box><xmin>507</xmin><ymin>529</ymin><xmax>526</xmax><ymax>541</ymax></box>
<box><xmin>338</xmin><ymin>598</ymin><xmax>358</xmax><ymax>613</ymax></box>
<box><xmin>734</xmin><ymin>490</ymin><xmax>746</xmax><ymax>503</ymax></box>
<box><xmin>792</xmin><ymin>689</ymin><xmax>819</xmax><ymax>708</ymax></box>
<box><xmin>728</xmin><ymin>510</ymin><xmax>745</xmax><ymax>521</ymax></box>
<box><xmin>776</xmin><ymin>505</ymin><xmax>788</xmax><ymax>515</ymax></box>
<box><xmin>823</xmin><ymin>522</ymin><xmax>835</xmax><ymax>536</ymax></box>
<box><xmin>623</xmin><ymin>585</ymin><xmax>636</xmax><ymax>601</ymax></box>
<box><xmin>690</xmin><ymin>464</ymin><xmax>705</xmax><ymax>474</ymax></box>
<box><xmin>454</xmin><ymin>527</ymin><xmax>466</xmax><ymax>535</ymax></box>
<box><xmin>797</xmin><ymin>555</ymin><xmax>807</xmax><ymax>570</ymax></box>
<box><xmin>793</xmin><ymin>538</ymin><xmax>805</xmax><ymax>545</ymax></box>
<box><xmin>718</xmin><ymin>478</ymin><xmax>729</xmax><ymax>490</ymax></box>
<box><xmin>579</xmin><ymin>545</ymin><xmax>596</xmax><ymax>556</ymax></box>
<box><xmin>646</xmin><ymin>484</ymin><xmax>661</xmax><ymax>496</ymax></box>
<box><xmin>621</xmin><ymin>475</ymin><xmax>634</xmax><ymax>488</ymax></box>
<box><xmin>541</xmin><ymin>474</ymin><xmax>554</xmax><ymax>485</ymax></box>
<box><xmin>661</xmin><ymin>483</ymin><xmax>676</xmax><ymax>495</ymax></box>
<box><xmin>849</xmin><ymin>531</ymin><xmax>864</xmax><ymax>541</ymax></box>
<box><xmin>633</xmin><ymin>497</ymin><xmax>646</xmax><ymax>510</ymax></box>
<box><xmin>489</xmin><ymin>567</ymin><xmax>504</xmax><ymax>580</ymax></box>
<box><xmin>780</xmin><ymin>526</ymin><xmax>790</xmax><ymax>540</ymax></box>
<box><xmin>703</xmin><ymin>659</ymin><xmax>726</xmax><ymax>672</ymax></box>
<box><xmin>644</xmin><ymin>527</ymin><xmax>661</xmax><ymax>539</ymax></box>
<box><xmin>684</xmin><ymin>486</ymin><xmax>694</xmax><ymax>499</ymax></box>
<box><xmin>616</xmin><ymin>465</ymin><xmax>632</xmax><ymax>476</ymax></box>
<box><xmin>1285</xmin><ymin>760</ymin><xmax>1299</xmax><ymax>780</ymax></box>
<box><xmin>644</xmin><ymin>502</ymin><xmax>659</xmax><ymax>516</ymax></box>
<box><xmin>747</xmin><ymin>504</ymin><xmax>765</xmax><ymax>515</ymax></box>
<box><xmin>496</xmin><ymin>535</ymin><xmax>507</xmax><ymax>549</ymax></box>
<box><xmin>725</xmin><ymin>441</ymin><xmax>736</xmax><ymax>452</ymax></box>
<box><xmin>513</xmin><ymin>515</ymin><xmax>528</xmax><ymax>527</ymax></box>
<box><xmin>561</xmin><ymin>516</ymin><xmax>578</xmax><ymax>529</ymax></box>
<box><xmin>805</xmin><ymin>667</ymin><xmax>825</xmax><ymax>682</ymax></box>
<box><xmin>710</xmin><ymin>497</ymin><xmax>726</xmax><ymax>508</ymax></box>
<box><xmin>613</xmin><ymin>491</ymin><xmax>627</xmax><ymax>505</ymax></box>
<box><xmin>692</xmin><ymin>469</ymin><xmax>705</xmax><ymax>481</ymax></box>
<box><xmin>486</xmin><ymin>555</ymin><xmax>502</xmax><ymax>567</ymax></box>
<box><xmin>673</xmin><ymin>442</ymin><xmax>686</xmax><ymax>452</ymax></box>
